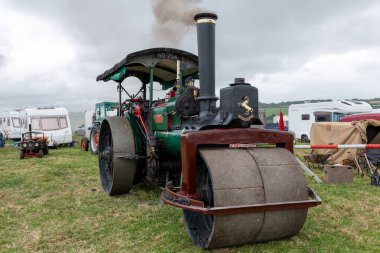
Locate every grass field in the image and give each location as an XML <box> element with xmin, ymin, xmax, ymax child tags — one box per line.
<box><xmin>1</xmin><ymin>145</ymin><xmax>380</xmax><ymax>253</ymax></box>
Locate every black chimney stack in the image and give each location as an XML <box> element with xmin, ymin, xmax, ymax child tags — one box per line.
<box><xmin>194</xmin><ymin>13</ymin><xmax>218</xmax><ymax>119</ymax></box>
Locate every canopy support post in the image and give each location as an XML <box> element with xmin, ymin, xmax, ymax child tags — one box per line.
<box><xmin>118</xmin><ymin>82</ymin><xmax>122</xmax><ymax>117</ymax></box>
<box><xmin>142</xmin><ymin>83</ymin><xmax>146</xmax><ymax>100</ymax></box>
<box><xmin>149</xmin><ymin>67</ymin><xmax>154</xmax><ymax>107</ymax></box>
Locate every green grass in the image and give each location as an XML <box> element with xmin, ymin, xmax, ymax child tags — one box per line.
<box><xmin>1</xmin><ymin>146</ymin><xmax>380</xmax><ymax>252</ymax></box>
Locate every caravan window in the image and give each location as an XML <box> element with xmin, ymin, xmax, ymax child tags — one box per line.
<box><xmin>59</xmin><ymin>117</ymin><xmax>68</xmax><ymax>129</ymax></box>
<box><xmin>31</xmin><ymin>118</ymin><xmax>40</xmax><ymax>130</ymax></box>
<box><xmin>332</xmin><ymin>113</ymin><xmax>345</xmax><ymax>122</ymax></box>
<box><xmin>314</xmin><ymin>112</ymin><xmax>332</xmax><ymax>122</ymax></box>
<box><xmin>7</xmin><ymin>118</ymin><xmax>10</xmax><ymax>126</ymax></box>
<box><xmin>315</xmin><ymin>115</ymin><xmax>331</xmax><ymax>122</ymax></box>
<box><xmin>301</xmin><ymin>114</ymin><xmax>310</xmax><ymax>120</ymax></box>
<box><xmin>40</xmin><ymin>117</ymin><xmax>59</xmax><ymax>131</ymax></box>
<box><xmin>12</xmin><ymin>118</ymin><xmax>21</xmax><ymax>128</ymax></box>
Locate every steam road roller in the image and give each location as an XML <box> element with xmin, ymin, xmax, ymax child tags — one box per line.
<box><xmin>96</xmin><ymin>13</ymin><xmax>321</xmax><ymax>249</ymax></box>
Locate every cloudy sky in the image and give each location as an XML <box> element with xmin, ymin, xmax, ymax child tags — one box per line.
<box><xmin>0</xmin><ymin>0</ymin><xmax>379</xmax><ymax>112</ymax></box>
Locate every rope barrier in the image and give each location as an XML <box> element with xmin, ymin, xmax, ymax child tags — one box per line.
<box><xmin>294</xmin><ymin>144</ymin><xmax>380</xmax><ymax>149</ymax></box>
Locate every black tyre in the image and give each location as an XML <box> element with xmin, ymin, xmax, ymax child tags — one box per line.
<box><xmin>99</xmin><ymin>117</ymin><xmax>136</xmax><ymax>195</ymax></box>
<box><xmin>90</xmin><ymin>127</ymin><xmax>100</xmax><ymax>155</ymax></box>
<box><xmin>19</xmin><ymin>150</ymin><xmax>24</xmax><ymax>159</ymax></box>
<box><xmin>43</xmin><ymin>147</ymin><xmax>49</xmax><ymax>155</ymax></box>
<box><xmin>301</xmin><ymin>134</ymin><xmax>309</xmax><ymax>143</ymax></box>
<box><xmin>81</xmin><ymin>137</ymin><xmax>89</xmax><ymax>151</ymax></box>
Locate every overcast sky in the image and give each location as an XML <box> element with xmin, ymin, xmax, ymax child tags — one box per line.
<box><xmin>1</xmin><ymin>0</ymin><xmax>380</xmax><ymax>112</ymax></box>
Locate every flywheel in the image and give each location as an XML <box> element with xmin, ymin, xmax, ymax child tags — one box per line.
<box><xmin>98</xmin><ymin>117</ymin><xmax>136</xmax><ymax>195</ymax></box>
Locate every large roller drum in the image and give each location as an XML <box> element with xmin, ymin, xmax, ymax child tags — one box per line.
<box><xmin>98</xmin><ymin>117</ymin><xmax>136</xmax><ymax>195</ymax></box>
<box><xmin>183</xmin><ymin>147</ymin><xmax>308</xmax><ymax>249</ymax></box>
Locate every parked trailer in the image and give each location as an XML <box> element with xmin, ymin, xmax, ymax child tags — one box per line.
<box><xmin>288</xmin><ymin>100</ymin><xmax>372</xmax><ymax>142</ymax></box>
<box><xmin>0</xmin><ymin>110</ymin><xmax>22</xmax><ymax>140</ymax></box>
<box><xmin>19</xmin><ymin>107</ymin><xmax>72</xmax><ymax>147</ymax></box>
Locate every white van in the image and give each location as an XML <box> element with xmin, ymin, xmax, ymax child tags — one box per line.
<box><xmin>0</xmin><ymin>110</ymin><xmax>22</xmax><ymax>140</ymax></box>
<box><xmin>20</xmin><ymin>107</ymin><xmax>73</xmax><ymax>146</ymax></box>
<box><xmin>288</xmin><ymin>100</ymin><xmax>372</xmax><ymax>142</ymax></box>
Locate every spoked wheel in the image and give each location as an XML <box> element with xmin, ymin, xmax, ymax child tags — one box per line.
<box><xmin>90</xmin><ymin>127</ymin><xmax>100</xmax><ymax>155</ymax></box>
<box><xmin>81</xmin><ymin>137</ymin><xmax>89</xmax><ymax>151</ymax></box>
<box><xmin>98</xmin><ymin>117</ymin><xmax>136</xmax><ymax>195</ymax></box>
<box><xmin>183</xmin><ymin>148</ymin><xmax>309</xmax><ymax>249</ymax></box>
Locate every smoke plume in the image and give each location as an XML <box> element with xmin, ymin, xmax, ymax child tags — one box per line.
<box><xmin>151</xmin><ymin>0</ymin><xmax>206</xmax><ymax>46</ymax></box>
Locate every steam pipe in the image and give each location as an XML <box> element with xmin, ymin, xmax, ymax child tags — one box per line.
<box><xmin>118</xmin><ymin>82</ymin><xmax>122</xmax><ymax>116</ymax></box>
<box><xmin>194</xmin><ymin>13</ymin><xmax>218</xmax><ymax>119</ymax></box>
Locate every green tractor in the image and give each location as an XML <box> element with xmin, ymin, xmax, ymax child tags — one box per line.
<box><xmin>80</xmin><ymin>102</ymin><xmax>118</xmax><ymax>154</ymax></box>
<box><xmin>96</xmin><ymin>13</ymin><xmax>321</xmax><ymax>249</ymax></box>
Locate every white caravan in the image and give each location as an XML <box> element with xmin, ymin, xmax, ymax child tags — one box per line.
<box><xmin>0</xmin><ymin>110</ymin><xmax>22</xmax><ymax>140</ymax></box>
<box><xmin>20</xmin><ymin>107</ymin><xmax>73</xmax><ymax>146</ymax></box>
<box><xmin>288</xmin><ymin>100</ymin><xmax>372</xmax><ymax>142</ymax></box>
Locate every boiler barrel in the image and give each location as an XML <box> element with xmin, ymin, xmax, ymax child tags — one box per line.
<box><xmin>154</xmin><ymin>130</ymin><xmax>182</xmax><ymax>157</ymax></box>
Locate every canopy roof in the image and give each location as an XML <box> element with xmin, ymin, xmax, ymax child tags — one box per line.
<box><xmin>96</xmin><ymin>48</ymin><xmax>199</xmax><ymax>86</ymax></box>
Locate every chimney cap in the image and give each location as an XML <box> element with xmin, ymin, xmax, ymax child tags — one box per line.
<box><xmin>194</xmin><ymin>13</ymin><xmax>218</xmax><ymax>22</ymax></box>
<box><xmin>229</xmin><ymin>78</ymin><xmax>250</xmax><ymax>87</ymax></box>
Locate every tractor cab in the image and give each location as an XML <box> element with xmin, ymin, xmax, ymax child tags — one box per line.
<box><xmin>19</xmin><ymin>130</ymin><xmax>48</xmax><ymax>159</ymax></box>
<box><xmin>94</xmin><ymin>102</ymin><xmax>119</xmax><ymax>122</ymax></box>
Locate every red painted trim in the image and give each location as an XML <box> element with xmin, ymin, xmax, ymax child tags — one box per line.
<box><xmin>23</xmin><ymin>153</ymin><xmax>40</xmax><ymax>158</ymax></box>
<box><xmin>181</xmin><ymin>128</ymin><xmax>294</xmax><ymax>195</ymax></box>
<box><xmin>310</xmin><ymin>144</ymin><xmax>338</xmax><ymax>149</ymax></box>
<box><xmin>366</xmin><ymin>144</ymin><xmax>380</xmax><ymax>149</ymax></box>
<box><xmin>296</xmin><ymin>144</ymin><xmax>380</xmax><ymax>149</ymax></box>
<box><xmin>133</xmin><ymin>104</ymin><xmax>149</xmax><ymax>135</ymax></box>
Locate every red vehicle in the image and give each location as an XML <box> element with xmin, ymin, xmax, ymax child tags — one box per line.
<box><xmin>340</xmin><ymin>113</ymin><xmax>380</xmax><ymax>122</ymax></box>
<box><xmin>19</xmin><ymin>131</ymin><xmax>49</xmax><ymax>159</ymax></box>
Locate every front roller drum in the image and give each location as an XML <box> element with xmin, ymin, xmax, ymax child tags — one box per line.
<box><xmin>183</xmin><ymin>148</ymin><xmax>310</xmax><ymax>249</ymax></box>
<box><xmin>98</xmin><ymin>117</ymin><xmax>136</xmax><ymax>195</ymax></box>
